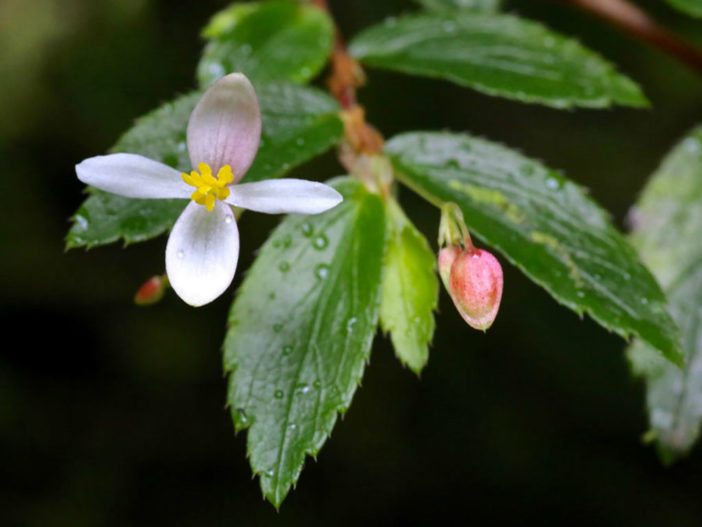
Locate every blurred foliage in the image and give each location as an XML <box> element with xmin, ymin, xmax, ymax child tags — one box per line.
<box><xmin>2</xmin><ymin>0</ymin><xmax>702</xmax><ymax>525</ymax></box>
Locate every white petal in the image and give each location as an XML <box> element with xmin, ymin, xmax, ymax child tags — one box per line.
<box><xmin>165</xmin><ymin>201</ymin><xmax>239</xmax><ymax>307</ymax></box>
<box><xmin>76</xmin><ymin>153</ymin><xmax>191</xmax><ymax>199</ymax></box>
<box><xmin>187</xmin><ymin>73</ymin><xmax>261</xmax><ymax>182</ymax></box>
<box><xmin>225</xmin><ymin>179</ymin><xmax>343</xmax><ymax>214</ymax></box>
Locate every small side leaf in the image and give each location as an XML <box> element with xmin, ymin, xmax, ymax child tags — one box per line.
<box><xmin>665</xmin><ymin>0</ymin><xmax>702</xmax><ymax>18</ymax></box>
<box><xmin>197</xmin><ymin>0</ymin><xmax>334</xmax><ymax>87</ymax></box>
<box><xmin>224</xmin><ymin>178</ymin><xmax>386</xmax><ymax>507</ymax></box>
<box><xmin>414</xmin><ymin>0</ymin><xmax>502</xmax><ymax>12</ymax></box>
<box><xmin>386</xmin><ymin>131</ymin><xmax>682</xmax><ymax>365</ymax></box>
<box><xmin>380</xmin><ymin>199</ymin><xmax>438</xmax><ymax>374</ymax></box>
<box><xmin>349</xmin><ymin>13</ymin><xmax>647</xmax><ymax>109</ymax></box>
<box><xmin>67</xmin><ymin>83</ymin><xmax>343</xmax><ymax>249</ymax></box>
<box><xmin>627</xmin><ymin>126</ymin><xmax>702</xmax><ymax>461</ymax></box>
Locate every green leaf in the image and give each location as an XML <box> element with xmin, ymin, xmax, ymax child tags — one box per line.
<box><xmin>666</xmin><ymin>0</ymin><xmax>702</xmax><ymax>18</ymax></box>
<box><xmin>349</xmin><ymin>13</ymin><xmax>647</xmax><ymax>109</ymax></box>
<box><xmin>224</xmin><ymin>178</ymin><xmax>386</xmax><ymax>506</ymax></box>
<box><xmin>414</xmin><ymin>0</ymin><xmax>502</xmax><ymax>12</ymax></box>
<box><xmin>627</xmin><ymin>126</ymin><xmax>702</xmax><ymax>461</ymax></box>
<box><xmin>380</xmin><ymin>199</ymin><xmax>438</xmax><ymax>374</ymax></box>
<box><xmin>197</xmin><ymin>0</ymin><xmax>334</xmax><ymax>87</ymax></box>
<box><xmin>67</xmin><ymin>83</ymin><xmax>343</xmax><ymax>249</ymax></box>
<box><xmin>386</xmin><ymin>131</ymin><xmax>682</xmax><ymax>365</ymax></box>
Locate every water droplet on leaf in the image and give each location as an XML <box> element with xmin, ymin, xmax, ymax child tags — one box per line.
<box><xmin>279</xmin><ymin>261</ymin><xmax>290</xmax><ymax>272</ymax></box>
<box><xmin>315</xmin><ymin>263</ymin><xmax>330</xmax><ymax>279</ymax></box>
<box><xmin>313</xmin><ymin>235</ymin><xmax>328</xmax><ymax>249</ymax></box>
<box><xmin>301</xmin><ymin>222</ymin><xmax>313</xmax><ymax>237</ymax></box>
<box><xmin>274</xmin><ymin>390</ymin><xmax>284</xmax><ymax>399</ymax></box>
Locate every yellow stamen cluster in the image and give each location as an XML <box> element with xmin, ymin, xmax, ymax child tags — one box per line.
<box><xmin>182</xmin><ymin>163</ymin><xmax>235</xmax><ymax>211</ymax></box>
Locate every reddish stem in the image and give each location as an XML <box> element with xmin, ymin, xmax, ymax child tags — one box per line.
<box><xmin>555</xmin><ymin>0</ymin><xmax>702</xmax><ymax>76</ymax></box>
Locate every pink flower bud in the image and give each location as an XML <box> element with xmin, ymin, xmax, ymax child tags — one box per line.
<box><xmin>444</xmin><ymin>247</ymin><xmax>503</xmax><ymax>331</ymax></box>
<box><xmin>134</xmin><ymin>275</ymin><xmax>167</xmax><ymax>306</ymax></box>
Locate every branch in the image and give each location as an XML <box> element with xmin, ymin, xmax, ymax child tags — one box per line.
<box><xmin>555</xmin><ymin>0</ymin><xmax>702</xmax><ymax>76</ymax></box>
<box><xmin>310</xmin><ymin>0</ymin><xmax>384</xmax><ymax>161</ymax></box>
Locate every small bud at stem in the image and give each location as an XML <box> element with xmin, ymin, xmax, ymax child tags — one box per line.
<box><xmin>134</xmin><ymin>274</ymin><xmax>169</xmax><ymax>306</ymax></box>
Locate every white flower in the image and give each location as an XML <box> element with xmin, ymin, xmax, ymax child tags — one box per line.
<box><xmin>76</xmin><ymin>73</ymin><xmax>343</xmax><ymax>307</ymax></box>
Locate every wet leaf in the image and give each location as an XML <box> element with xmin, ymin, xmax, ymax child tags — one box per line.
<box><xmin>197</xmin><ymin>0</ymin><xmax>334</xmax><ymax>87</ymax></box>
<box><xmin>224</xmin><ymin>178</ymin><xmax>386</xmax><ymax>506</ymax></box>
<box><xmin>627</xmin><ymin>126</ymin><xmax>702</xmax><ymax>461</ymax></box>
<box><xmin>380</xmin><ymin>199</ymin><xmax>438</xmax><ymax>374</ymax></box>
<box><xmin>349</xmin><ymin>12</ymin><xmax>647</xmax><ymax>109</ymax></box>
<box><xmin>386</xmin><ymin>131</ymin><xmax>682</xmax><ymax>365</ymax></box>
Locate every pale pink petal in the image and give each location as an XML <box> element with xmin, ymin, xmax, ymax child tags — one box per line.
<box><xmin>187</xmin><ymin>73</ymin><xmax>261</xmax><ymax>182</ymax></box>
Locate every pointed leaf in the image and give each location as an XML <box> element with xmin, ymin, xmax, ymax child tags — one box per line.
<box><xmin>386</xmin><ymin>131</ymin><xmax>682</xmax><ymax>365</ymax></box>
<box><xmin>224</xmin><ymin>178</ymin><xmax>386</xmax><ymax>506</ymax></box>
<box><xmin>197</xmin><ymin>0</ymin><xmax>334</xmax><ymax>87</ymax></box>
<box><xmin>67</xmin><ymin>83</ymin><xmax>343</xmax><ymax>249</ymax></box>
<box><xmin>349</xmin><ymin>13</ymin><xmax>647</xmax><ymax>109</ymax></box>
<box><xmin>627</xmin><ymin>126</ymin><xmax>702</xmax><ymax>461</ymax></box>
<box><xmin>380</xmin><ymin>199</ymin><xmax>438</xmax><ymax>374</ymax></box>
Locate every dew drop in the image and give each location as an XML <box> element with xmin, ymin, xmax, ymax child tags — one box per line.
<box><xmin>346</xmin><ymin>317</ymin><xmax>357</xmax><ymax>333</ymax></box>
<box><xmin>273</xmin><ymin>323</ymin><xmax>283</xmax><ymax>333</ymax></box>
<box><xmin>236</xmin><ymin>408</ymin><xmax>249</xmax><ymax>425</ymax></box>
<box><xmin>447</xmin><ymin>159</ymin><xmax>461</xmax><ymax>169</ymax></box>
<box><xmin>282</xmin><ymin>234</ymin><xmax>292</xmax><ymax>248</ymax></box>
<box><xmin>274</xmin><ymin>390</ymin><xmax>284</xmax><ymax>399</ymax></box>
<box><xmin>297</xmin><ymin>383</ymin><xmax>310</xmax><ymax>394</ymax></box>
<box><xmin>313</xmin><ymin>235</ymin><xmax>328</xmax><ymax>249</ymax></box>
<box><xmin>545</xmin><ymin>178</ymin><xmax>560</xmax><ymax>190</ymax></box>
<box><xmin>279</xmin><ymin>261</ymin><xmax>290</xmax><ymax>272</ymax></box>
<box><xmin>74</xmin><ymin>215</ymin><xmax>88</xmax><ymax>229</ymax></box>
<box><xmin>289</xmin><ymin>423</ymin><xmax>297</xmax><ymax>430</ymax></box>
<box><xmin>283</xmin><ymin>345</ymin><xmax>293</xmax><ymax>355</ymax></box>
<box><xmin>301</xmin><ymin>222</ymin><xmax>314</xmax><ymax>237</ymax></box>
<box><xmin>315</xmin><ymin>263</ymin><xmax>330</xmax><ymax>280</ymax></box>
<box><xmin>224</xmin><ymin>215</ymin><xmax>233</xmax><ymax>224</ymax></box>
<box><xmin>265</xmin><ymin>469</ymin><xmax>274</xmax><ymax>477</ymax></box>
<box><xmin>177</xmin><ymin>250</ymin><xmax>185</xmax><ymax>260</ymax></box>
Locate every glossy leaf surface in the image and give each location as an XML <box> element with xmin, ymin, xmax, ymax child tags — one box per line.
<box><xmin>380</xmin><ymin>199</ymin><xmax>438</xmax><ymax>374</ymax></box>
<box><xmin>224</xmin><ymin>178</ymin><xmax>386</xmax><ymax>506</ymax></box>
<box><xmin>386</xmin><ymin>131</ymin><xmax>682</xmax><ymax>364</ymax></box>
<box><xmin>349</xmin><ymin>13</ymin><xmax>647</xmax><ymax>108</ymax></box>
<box><xmin>197</xmin><ymin>0</ymin><xmax>334</xmax><ymax>87</ymax></box>
<box><xmin>627</xmin><ymin>126</ymin><xmax>702</xmax><ymax>461</ymax></box>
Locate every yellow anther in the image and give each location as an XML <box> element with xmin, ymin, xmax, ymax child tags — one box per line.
<box><xmin>181</xmin><ymin>163</ymin><xmax>235</xmax><ymax>211</ymax></box>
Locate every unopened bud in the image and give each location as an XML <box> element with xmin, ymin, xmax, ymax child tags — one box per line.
<box><xmin>134</xmin><ymin>275</ymin><xmax>168</xmax><ymax>306</ymax></box>
<box><xmin>448</xmin><ymin>248</ymin><xmax>503</xmax><ymax>331</ymax></box>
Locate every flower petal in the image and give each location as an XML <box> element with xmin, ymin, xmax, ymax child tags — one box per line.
<box><xmin>75</xmin><ymin>153</ymin><xmax>190</xmax><ymax>199</ymax></box>
<box><xmin>165</xmin><ymin>201</ymin><xmax>239</xmax><ymax>307</ymax></box>
<box><xmin>225</xmin><ymin>179</ymin><xmax>343</xmax><ymax>214</ymax></box>
<box><xmin>187</xmin><ymin>73</ymin><xmax>261</xmax><ymax>182</ymax></box>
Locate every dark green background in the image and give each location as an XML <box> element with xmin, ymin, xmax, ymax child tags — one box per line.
<box><xmin>2</xmin><ymin>0</ymin><xmax>702</xmax><ymax>524</ymax></box>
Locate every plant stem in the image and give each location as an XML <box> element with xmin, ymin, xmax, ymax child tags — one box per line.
<box><xmin>310</xmin><ymin>0</ymin><xmax>384</xmax><ymax>165</ymax></box>
<box><xmin>554</xmin><ymin>0</ymin><xmax>702</xmax><ymax>76</ymax></box>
